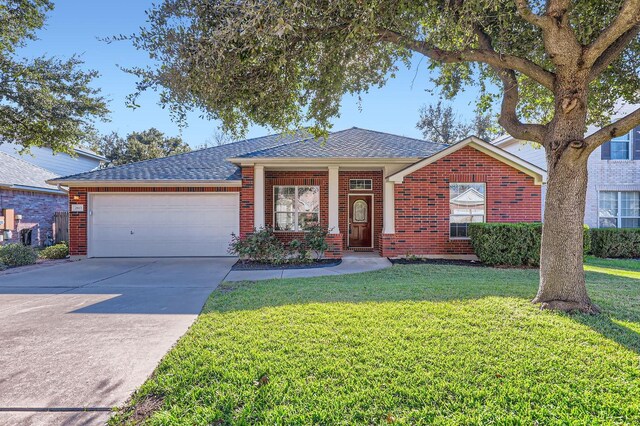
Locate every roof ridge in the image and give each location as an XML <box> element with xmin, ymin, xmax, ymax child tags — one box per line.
<box><xmin>349</xmin><ymin>127</ymin><xmax>443</xmax><ymax>146</ymax></box>
<box><xmin>0</xmin><ymin>151</ymin><xmax>60</xmax><ymax>178</ymax></box>
<box><xmin>237</xmin><ymin>131</ymin><xmax>315</xmax><ymax>158</ymax></box>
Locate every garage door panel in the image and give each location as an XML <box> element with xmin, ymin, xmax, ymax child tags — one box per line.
<box><xmin>88</xmin><ymin>193</ymin><xmax>239</xmax><ymax>257</ymax></box>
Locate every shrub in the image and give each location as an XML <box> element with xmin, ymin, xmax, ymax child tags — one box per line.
<box><xmin>288</xmin><ymin>239</ymin><xmax>311</xmax><ymax>264</ymax></box>
<box><xmin>0</xmin><ymin>243</ymin><xmax>38</xmax><ymax>267</ymax></box>
<box><xmin>304</xmin><ymin>224</ymin><xmax>329</xmax><ymax>260</ymax></box>
<box><xmin>228</xmin><ymin>227</ymin><xmax>286</xmax><ymax>264</ymax></box>
<box><xmin>468</xmin><ymin>223</ymin><xmax>591</xmax><ymax>267</ymax></box>
<box><xmin>39</xmin><ymin>242</ymin><xmax>69</xmax><ymax>259</ymax></box>
<box><xmin>591</xmin><ymin>228</ymin><xmax>640</xmax><ymax>258</ymax></box>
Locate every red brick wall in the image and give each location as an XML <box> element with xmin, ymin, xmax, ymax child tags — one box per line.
<box><xmin>67</xmin><ymin>186</ymin><xmax>241</xmax><ymax>256</ymax></box>
<box><xmin>338</xmin><ymin>171</ymin><xmax>383</xmax><ymax>251</ymax></box>
<box><xmin>240</xmin><ymin>167</ymin><xmax>254</xmax><ymax>238</ymax></box>
<box><xmin>264</xmin><ymin>170</ymin><xmax>329</xmax><ymax>245</ymax></box>
<box><xmin>381</xmin><ymin>145</ymin><xmax>542</xmax><ymax>257</ymax></box>
<box><xmin>0</xmin><ymin>188</ymin><xmax>67</xmax><ymax>246</ymax></box>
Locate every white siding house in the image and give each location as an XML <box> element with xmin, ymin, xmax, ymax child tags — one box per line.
<box><xmin>493</xmin><ymin>104</ymin><xmax>640</xmax><ymax>228</ymax></box>
<box><xmin>0</xmin><ymin>143</ymin><xmax>105</xmax><ymax>177</ymax></box>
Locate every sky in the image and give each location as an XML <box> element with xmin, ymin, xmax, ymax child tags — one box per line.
<box><xmin>19</xmin><ymin>0</ymin><xmax>485</xmax><ymax>147</ymax></box>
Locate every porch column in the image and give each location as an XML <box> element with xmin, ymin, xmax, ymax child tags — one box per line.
<box><xmin>254</xmin><ymin>164</ymin><xmax>265</xmax><ymax>229</ymax></box>
<box><xmin>383</xmin><ymin>179</ymin><xmax>395</xmax><ymax>234</ymax></box>
<box><xmin>328</xmin><ymin>165</ymin><xmax>340</xmax><ymax>234</ymax></box>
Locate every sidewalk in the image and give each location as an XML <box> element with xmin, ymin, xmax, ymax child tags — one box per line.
<box><xmin>224</xmin><ymin>252</ymin><xmax>392</xmax><ymax>282</ymax></box>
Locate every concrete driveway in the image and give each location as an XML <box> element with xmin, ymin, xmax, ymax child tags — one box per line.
<box><xmin>0</xmin><ymin>257</ymin><xmax>235</xmax><ymax>426</ymax></box>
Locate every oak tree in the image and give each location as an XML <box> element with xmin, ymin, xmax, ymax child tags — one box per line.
<box><xmin>0</xmin><ymin>0</ymin><xmax>108</xmax><ymax>153</ymax></box>
<box><xmin>126</xmin><ymin>0</ymin><xmax>640</xmax><ymax>313</ymax></box>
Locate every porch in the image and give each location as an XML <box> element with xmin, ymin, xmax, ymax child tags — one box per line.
<box><xmin>241</xmin><ymin>164</ymin><xmax>400</xmax><ymax>258</ymax></box>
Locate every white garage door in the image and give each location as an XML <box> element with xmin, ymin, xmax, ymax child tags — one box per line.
<box><xmin>88</xmin><ymin>193</ymin><xmax>239</xmax><ymax>257</ymax></box>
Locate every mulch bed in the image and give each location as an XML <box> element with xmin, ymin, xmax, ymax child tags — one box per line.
<box><xmin>389</xmin><ymin>258</ymin><xmax>487</xmax><ymax>267</ymax></box>
<box><xmin>232</xmin><ymin>259</ymin><xmax>342</xmax><ymax>271</ymax></box>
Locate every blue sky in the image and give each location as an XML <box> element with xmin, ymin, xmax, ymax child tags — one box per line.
<box><xmin>20</xmin><ymin>0</ymin><xmax>485</xmax><ymax>147</ymax></box>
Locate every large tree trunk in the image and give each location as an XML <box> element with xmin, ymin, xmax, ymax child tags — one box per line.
<box><xmin>532</xmin><ymin>82</ymin><xmax>600</xmax><ymax>314</ymax></box>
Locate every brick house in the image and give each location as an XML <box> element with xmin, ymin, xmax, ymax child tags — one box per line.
<box><xmin>0</xmin><ymin>152</ymin><xmax>67</xmax><ymax>245</ymax></box>
<box><xmin>48</xmin><ymin>128</ymin><xmax>545</xmax><ymax>259</ymax></box>
<box><xmin>493</xmin><ymin>104</ymin><xmax>640</xmax><ymax>229</ymax></box>
<box><xmin>0</xmin><ymin>145</ymin><xmax>105</xmax><ymax>246</ymax></box>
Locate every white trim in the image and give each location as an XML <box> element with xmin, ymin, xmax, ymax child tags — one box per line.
<box><xmin>48</xmin><ymin>180</ymin><xmax>242</xmax><ymax>187</ymax></box>
<box><xmin>387</xmin><ymin>137</ymin><xmax>547</xmax><ymax>185</ymax></box>
<box><xmin>0</xmin><ymin>184</ymin><xmax>67</xmax><ymax>194</ymax></box>
<box><xmin>230</xmin><ymin>158</ymin><xmax>418</xmax><ymax>167</ymax></box>
<box><xmin>254</xmin><ymin>165</ymin><xmax>265</xmax><ymax>229</ymax></box>
<box><xmin>382</xmin><ymin>176</ymin><xmax>395</xmax><ymax>234</ymax></box>
<box><xmin>347</xmin><ymin>193</ymin><xmax>374</xmax><ymax>249</ymax></box>
<box><xmin>328</xmin><ymin>166</ymin><xmax>340</xmax><ymax>234</ymax></box>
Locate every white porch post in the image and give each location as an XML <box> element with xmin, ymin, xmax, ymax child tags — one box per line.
<box><xmin>383</xmin><ymin>178</ymin><xmax>395</xmax><ymax>234</ymax></box>
<box><xmin>254</xmin><ymin>164</ymin><xmax>265</xmax><ymax>229</ymax></box>
<box><xmin>328</xmin><ymin>165</ymin><xmax>340</xmax><ymax>234</ymax></box>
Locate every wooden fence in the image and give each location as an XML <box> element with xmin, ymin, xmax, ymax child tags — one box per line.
<box><xmin>53</xmin><ymin>211</ymin><xmax>69</xmax><ymax>244</ymax></box>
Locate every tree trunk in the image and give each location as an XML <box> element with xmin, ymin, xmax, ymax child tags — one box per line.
<box><xmin>533</xmin><ymin>141</ymin><xmax>600</xmax><ymax>314</ymax></box>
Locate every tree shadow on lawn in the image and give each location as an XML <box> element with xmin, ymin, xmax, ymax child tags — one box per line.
<box><xmin>210</xmin><ymin>264</ymin><xmax>640</xmax><ymax>354</ymax></box>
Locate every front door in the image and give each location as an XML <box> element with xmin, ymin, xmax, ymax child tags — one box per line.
<box><xmin>349</xmin><ymin>195</ymin><xmax>372</xmax><ymax>248</ymax></box>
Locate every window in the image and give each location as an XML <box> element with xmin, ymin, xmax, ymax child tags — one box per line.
<box><xmin>610</xmin><ymin>132</ymin><xmax>631</xmax><ymax>160</ymax></box>
<box><xmin>599</xmin><ymin>191</ymin><xmax>640</xmax><ymax>228</ymax></box>
<box><xmin>450</xmin><ymin>183</ymin><xmax>486</xmax><ymax>238</ymax></box>
<box><xmin>274</xmin><ymin>186</ymin><xmax>320</xmax><ymax>231</ymax></box>
<box><xmin>349</xmin><ymin>179</ymin><xmax>372</xmax><ymax>190</ymax></box>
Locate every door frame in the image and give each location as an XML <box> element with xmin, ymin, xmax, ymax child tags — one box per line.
<box><xmin>347</xmin><ymin>193</ymin><xmax>374</xmax><ymax>249</ymax></box>
<box><xmin>87</xmin><ymin>192</ymin><xmax>240</xmax><ymax>258</ymax></box>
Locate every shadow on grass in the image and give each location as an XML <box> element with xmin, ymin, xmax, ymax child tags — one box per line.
<box><xmin>209</xmin><ymin>263</ymin><xmax>640</xmax><ymax>355</ymax></box>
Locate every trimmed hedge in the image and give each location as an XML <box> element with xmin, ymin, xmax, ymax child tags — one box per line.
<box><xmin>468</xmin><ymin>223</ymin><xmax>591</xmax><ymax>267</ymax></box>
<box><xmin>591</xmin><ymin>228</ymin><xmax>640</xmax><ymax>258</ymax></box>
<box><xmin>0</xmin><ymin>243</ymin><xmax>38</xmax><ymax>267</ymax></box>
<box><xmin>39</xmin><ymin>242</ymin><xmax>69</xmax><ymax>259</ymax></box>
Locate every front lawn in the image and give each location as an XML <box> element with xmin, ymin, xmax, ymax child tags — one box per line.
<box><xmin>112</xmin><ymin>258</ymin><xmax>640</xmax><ymax>425</ymax></box>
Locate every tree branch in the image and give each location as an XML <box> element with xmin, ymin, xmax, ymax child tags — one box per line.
<box><xmin>377</xmin><ymin>28</ymin><xmax>555</xmax><ymax>90</ymax></box>
<box><xmin>514</xmin><ymin>0</ymin><xmax>551</xmax><ymax>29</ymax></box>
<box><xmin>583</xmin><ymin>0</ymin><xmax>640</xmax><ymax>68</ymax></box>
<box><xmin>588</xmin><ymin>23</ymin><xmax>640</xmax><ymax>81</ymax></box>
<box><xmin>584</xmin><ymin>106</ymin><xmax>640</xmax><ymax>152</ymax></box>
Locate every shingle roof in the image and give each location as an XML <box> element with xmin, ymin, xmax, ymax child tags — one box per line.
<box><xmin>48</xmin><ymin>128</ymin><xmax>446</xmax><ymax>183</ymax></box>
<box><xmin>236</xmin><ymin>128</ymin><xmax>446</xmax><ymax>159</ymax></box>
<box><xmin>0</xmin><ymin>151</ymin><xmax>63</xmax><ymax>192</ymax></box>
<box><xmin>49</xmin><ymin>132</ymin><xmax>308</xmax><ymax>183</ymax></box>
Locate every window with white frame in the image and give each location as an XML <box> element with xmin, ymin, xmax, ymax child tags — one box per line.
<box><xmin>349</xmin><ymin>179</ymin><xmax>372</xmax><ymax>190</ymax></box>
<box><xmin>450</xmin><ymin>183</ymin><xmax>486</xmax><ymax>238</ymax></box>
<box><xmin>610</xmin><ymin>132</ymin><xmax>632</xmax><ymax>160</ymax></box>
<box><xmin>273</xmin><ymin>186</ymin><xmax>320</xmax><ymax>231</ymax></box>
<box><xmin>599</xmin><ymin>191</ymin><xmax>640</xmax><ymax>228</ymax></box>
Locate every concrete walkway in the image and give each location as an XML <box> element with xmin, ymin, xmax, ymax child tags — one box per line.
<box><xmin>224</xmin><ymin>253</ymin><xmax>391</xmax><ymax>282</ymax></box>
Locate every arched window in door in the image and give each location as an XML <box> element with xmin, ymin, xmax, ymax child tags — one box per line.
<box><xmin>353</xmin><ymin>199</ymin><xmax>368</xmax><ymax>222</ymax></box>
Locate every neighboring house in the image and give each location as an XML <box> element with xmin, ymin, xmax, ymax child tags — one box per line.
<box><xmin>0</xmin><ymin>143</ymin><xmax>106</xmax><ymax>176</ymax></box>
<box><xmin>49</xmin><ymin>128</ymin><xmax>545</xmax><ymax>259</ymax></box>
<box><xmin>0</xmin><ymin>152</ymin><xmax>67</xmax><ymax>246</ymax></box>
<box><xmin>0</xmin><ymin>144</ymin><xmax>106</xmax><ymax>246</ymax></box>
<box><xmin>493</xmin><ymin>105</ymin><xmax>640</xmax><ymax>229</ymax></box>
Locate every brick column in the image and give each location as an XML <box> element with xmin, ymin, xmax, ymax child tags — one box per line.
<box><xmin>240</xmin><ymin>166</ymin><xmax>255</xmax><ymax>238</ymax></box>
<box><xmin>68</xmin><ymin>188</ymin><xmax>88</xmax><ymax>256</ymax></box>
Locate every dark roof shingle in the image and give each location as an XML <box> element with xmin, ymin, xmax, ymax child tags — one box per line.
<box><xmin>49</xmin><ymin>128</ymin><xmax>445</xmax><ymax>183</ymax></box>
<box><xmin>0</xmin><ymin>151</ymin><xmax>63</xmax><ymax>192</ymax></box>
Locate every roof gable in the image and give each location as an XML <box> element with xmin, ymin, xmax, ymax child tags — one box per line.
<box><xmin>387</xmin><ymin>136</ymin><xmax>547</xmax><ymax>185</ymax></box>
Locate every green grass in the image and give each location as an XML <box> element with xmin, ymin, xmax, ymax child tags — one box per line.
<box><xmin>112</xmin><ymin>258</ymin><xmax>640</xmax><ymax>425</ymax></box>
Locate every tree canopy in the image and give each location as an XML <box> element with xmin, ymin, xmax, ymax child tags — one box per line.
<box><xmin>0</xmin><ymin>0</ymin><xmax>108</xmax><ymax>153</ymax></box>
<box><xmin>126</xmin><ymin>0</ymin><xmax>639</xmax><ymax>141</ymax></box>
<box><xmin>89</xmin><ymin>128</ymin><xmax>191</xmax><ymax>166</ymax></box>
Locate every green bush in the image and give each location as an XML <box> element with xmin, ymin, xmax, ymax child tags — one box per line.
<box><xmin>228</xmin><ymin>227</ymin><xmax>286</xmax><ymax>264</ymax></box>
<box><xmin>468</xmin><ymin>223</ymin><xmax>591</xmax><ymax>267</ymax></box>
<box><xmin>39</xmin><ymin>242</ymin><xmax>69</xmax><ymax>259</ymax></box>
<box><xmin>304</xmin><ymin>224</ymin><xmax>329</xmax><ymax>260</ymax></box>
<box><xmin>591</xmin><ymin>228</ymin><xmax>640</xmax><ymax>258</ymax></box>
<box><xmin>288</xmin><ymin>239</ymin><xmax>311</xmax><ymax>264</ymax></box>
<box><xmin>0</xmin><ymin>243</ymin><xmax>38</xmax><ymax>267</ymax></box>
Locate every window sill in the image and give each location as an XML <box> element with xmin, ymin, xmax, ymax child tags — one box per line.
<box><xmin>449</xmin><ymin>237</ymin><xmax>471</xmax><ymax>241</ymax></box>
